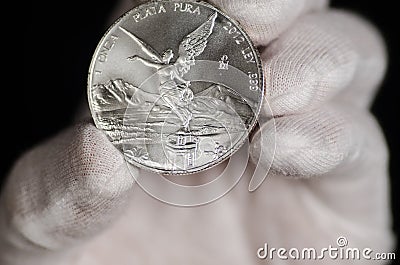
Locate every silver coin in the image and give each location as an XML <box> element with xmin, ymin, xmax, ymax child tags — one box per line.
<box><xmin>88</xmin><ymin>0</ymin><xmax>264</xmax><ymax>174</ymax></box>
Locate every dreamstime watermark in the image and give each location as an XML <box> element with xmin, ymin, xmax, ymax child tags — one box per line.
<box><xmin>257</xmin><ymin>236</ymin><xmax>396</xmax><ymax>261</ymax></box>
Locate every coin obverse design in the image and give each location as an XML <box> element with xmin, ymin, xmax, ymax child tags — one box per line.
<box><xmin>88</xmin><ymin>0</ymin><xmax>264</xmax><ymax>175</ymax></box>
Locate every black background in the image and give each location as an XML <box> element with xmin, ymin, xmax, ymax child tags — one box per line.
<box><xmin>9</xmin><ymin>0</ymin><xmax>400</xmax><ymax>262</ymax></box>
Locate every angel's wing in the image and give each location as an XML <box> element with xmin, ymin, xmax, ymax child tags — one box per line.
<box><xmin>178</xmin><ymin>12</ymin><xmax>218</xmax><ymax>60</ymax></box>
<box><xmin>119</xmin><ymin>27</ymin><xmax>163</xmax><ymax>63</ymax></box>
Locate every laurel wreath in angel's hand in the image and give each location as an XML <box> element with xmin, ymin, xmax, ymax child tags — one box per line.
<box><xmin>119</xmin><ymin>12</ymin><xmax>218</xmax><ymax>131</ymax></box>
<box><xmin>119</xmin><ymin>12</ymin><xmax>218</xmax><ymax>78</ymax></box>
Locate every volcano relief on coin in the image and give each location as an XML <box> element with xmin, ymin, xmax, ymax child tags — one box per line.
<box><xmin>88</xmin><ymin>0</ymin><xmax>264</xmax><ymax>174</ymax></box>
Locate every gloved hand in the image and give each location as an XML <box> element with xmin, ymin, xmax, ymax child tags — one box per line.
<box><xmin>1</xmin><ymin>0</ymin><xmax>395</xmax><ymax>264</ymax></box>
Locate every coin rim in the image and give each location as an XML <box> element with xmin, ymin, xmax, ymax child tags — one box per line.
<box><xmin>87</xmin><ymin>0</ymin><xmax>265</xmax><ymax>175</ymax></box>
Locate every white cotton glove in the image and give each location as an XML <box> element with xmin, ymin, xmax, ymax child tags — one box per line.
<box><xmin>1</xmin><ymin>0</ymin><xmax>395</xmax><ymax>264</ymax></box>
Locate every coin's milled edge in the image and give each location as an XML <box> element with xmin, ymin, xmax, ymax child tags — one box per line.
<box><xmin>87</xmin><ymin>0</ymin><xmax>265</xmax><ymax>175</ymax></box>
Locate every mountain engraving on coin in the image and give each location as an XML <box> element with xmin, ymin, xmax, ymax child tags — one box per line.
<box><xmin>88</xmin><ymin>0</ymin><xmax>264</xmax><ymax>174</ymax></box>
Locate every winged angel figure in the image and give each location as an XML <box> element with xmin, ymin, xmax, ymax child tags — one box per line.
<box><xmin>119</xmin><ymin>12</ymin><xmax>217</xmax><ymax>131</ymax></box>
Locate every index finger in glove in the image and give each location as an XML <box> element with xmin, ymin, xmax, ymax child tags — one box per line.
<box><xmin>208</xmin><ymin>0</ymin><xmax>329</xmax><ymax>46</ymax></box>
<box><xmin>262</xmin><ymin>10</ymin><xmax>387</xmax><ymax>116</ymax></box>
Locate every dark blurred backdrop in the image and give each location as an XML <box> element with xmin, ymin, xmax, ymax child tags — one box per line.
<box><xmin>11</xmin><ymin>0</ymin><xmax>400</xmax><ymax>262</ymax></box>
